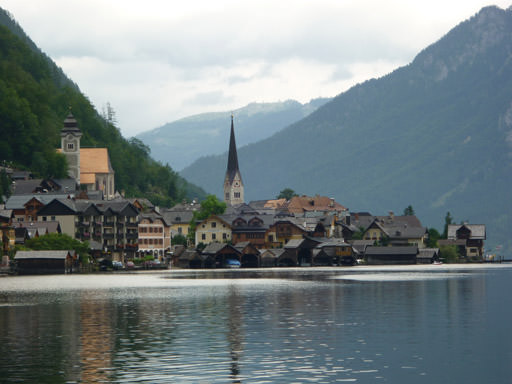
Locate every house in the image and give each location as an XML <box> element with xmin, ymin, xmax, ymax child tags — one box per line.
<box><xmin>12</xmin><ymin>178</ymin><xmax>76</xmax><ymax>195</ymax></box>
<box><xmin>417</xmin><ymin>248</ymin><xmax>440</xmax><ymax>264</ymax></box>
<box><xmin>5</xmin><ymin>194</ymin><xmax>71</xmax><ymax>222</ymax></box>
<box><xmin>258</xmin><ymin>248</ymin><xmax>284</xmax><ymax>267</ymax></box>
<box><xmin>286</xmin><ymin>195</ymin><xmax>347</xmax><ymax>216</ymax></box>
<box><xmin>314</xmin><ymin>238</ymin><xmax>355</xmax><ymax>266</ymax></box>
<box><xmin>233</xmin><ymin>241</ymin><xmax>260</xmax><ymax>267</ymax></box>
<box><xmin>201</xmin><ymin>243</ymin><xmax>241</xmax><ymax>268</ymax></box>
<box><xmin>195</xmin><ymin>215</ymin><xmax>232</xmax><ymax>246</ymax></box>
<box><xmin>266</xmin><ymin>219</ymin><xmax>308</xmax><ymax>248</ymax></box>
<box><xmin>445</xmin><ymin>224</ymin><xmax>486</xmax><ymax>259</ymax></box>
<box><xmin>138</xmin><ymin>212</ymin><xmax>171</xmax><ymax>261</ymax></box>
<box><xmin>365</xmin><ymin>246</ymin><xmax>418</xmax><ymax>265</ymax></box>
<box><xmin>230</xmin><ymin>214</ymin><xmax>275</xmax><ymax>249</ymax></box>
<box><xmin>14</xmin><ymin>221</ymin><xmax>61</xmax><ymax>243</ymax></box>
<box><xmin>37</xmin><ymin>198</ymin><xmax>139</xmax><ymax>261</ymax></box>
<box><xmin>363</xmin><ymin>213</ymin><xmax>427</xmax><ymax>248</ymax></box>
<box><xmin>278</xmin><ymin>237</ymin><xmax>323</xmax><ymax>266</ymax></box>
<box><xmin>161</xmin><ymin>208</ymin><xmax>195</xmax><ymax>239</ymax></box>
<box><xmin>14</xmin><ymin>250</ymin><xmax>77</xmax><ymax>274</ymax></box>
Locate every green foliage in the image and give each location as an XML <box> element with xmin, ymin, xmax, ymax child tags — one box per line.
<box><xmin>443</xmin><ymin>212</ymin><xmax>453</xmax><ymax>239</ymax></box>
<box><xmin>277</xmin><ymin>188</ymin><xmax>298</xmax><ymax>200</ymax></box>
<box><xmin>172</xmin><ymin>234</ymin><xmax>187</xmax><ymax>246</ymax></box>
<box><xmin>0</xmin><ymin>21</ymin><xmax>205</xmax><ymax>206</ymax></box>
<box><xmin>427</xmin><ymin>228</ymin><xmax>441</xmax><ymax>248</ymax></box>
<box><xmin>351</xmin><ymin>226</ymin><xmax>366</xmax><ymax>240</ymax></box>
<box><xmin>0</xmin><ymin>168</ymin><xmax>11</xmax><ymax>202</ymax></box>
<box><xmin>25</xmin><ymin>233</ymin><xmax>89</xmax><ymax>259</ymax></box>
<box><xmin>143</xmin><ymin>254</ymin><xmax>154</xmax><ymax>262</ymax></box>
<box><xmin>403</xmin><ymin>205</ymin><xmax>415</xmax><ymax>216</ymax></box>
<box><xmin>439</xmin><ymin>245</ymin><xmax>460</xmax><ymax>263</ymax></box>
<box><xmin>188</xmin><ymin>195</ymin><xmax>227</xmax><ymax>241</ymax></box>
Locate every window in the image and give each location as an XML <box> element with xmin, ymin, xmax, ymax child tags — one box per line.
<box><xmin>234</xmin><ymin>192</ymin><xmax>240</xmax><ymax>198</ymax></box>
<box><xmin>223</xmin><ymin>233</ymin><xmax>227</xmax><ymax>240</ymax></box>
<box><xmin>225</xmin><ymin>193</ymin><xmax>229</xmax><ymax>200</ymax></box>
<box><xmin>67</xmin><ymin>143</ymin><xmax>74</xmax><ymax>150</ymax></box>
<box><xmin>178</xmin><ymin>227</ymin><xmax>182</xmax><ymax>234</ymax></box>
<box><xmin>211</xmin><ymin>222</ymin><xmax>217</xmax><ymax>228</ymax></box>
<box><xmin>201</xmin><ymin>234</ymin><xmax>206</xmax><ymax>240</ymax></box>
<box><xmin>212</xmin><ymin>233</ymin><xmax>216</xmax><ymax>240</ymax></box>
<box><xmin>268</xmin><ymin>235</ymin><xmax>274</xmax><ymax>242</ymax></box>
<box><xmin>51</xmin><ymin>216</ymin><xmax>56</xmax><ymax>221</ymax></box>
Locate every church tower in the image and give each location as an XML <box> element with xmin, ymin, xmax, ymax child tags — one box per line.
<box><xmin>223</xmin><ymin>115</ymin><xmax>244</xmax><ymax>206</ymax></box>
<box><xmin>60</xmin><ymin>112</ymin><xmax>82</xmax><ymax>184</ymax></box>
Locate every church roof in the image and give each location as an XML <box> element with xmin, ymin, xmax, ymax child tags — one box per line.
<box><xmin>225</xmin><ymin>115</ymin><xmax>241</xmax><ymax>184</ymax></box>
<box><xmin>80</xmin><ymin>148</ymin><xmax>114</xmax><ymax>184</ymax></box>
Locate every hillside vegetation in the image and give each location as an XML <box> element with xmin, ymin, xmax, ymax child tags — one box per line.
<box><xmin>181</xmin><ymin>6</ymin><xmax>512</xmax><ymax>252</ymax></box>
<box><xmin>0</xmin><ymin>8</ymin><xmax>205</xmax><ymax>206</ymax></box>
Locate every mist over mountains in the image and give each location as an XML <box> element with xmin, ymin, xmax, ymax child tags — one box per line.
<box><xmin>137</xmin><ymin>98</ymin><xmax>330</xmax><ymax>171</ymax></box>
<box><xmin>181</xmin><ymin>6</ymin><xmax>512</xmax><ymax>252</ymax></box>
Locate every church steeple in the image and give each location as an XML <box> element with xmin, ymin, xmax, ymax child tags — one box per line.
<box><xmin>224</xmin><ymin>115</ymin><xmax>244</xmax><ymax>206</ymax></box>
<box><xmin>60</xmin><ymin>112</ymin><xmax>82</xmax><ymax>184</ymax></box>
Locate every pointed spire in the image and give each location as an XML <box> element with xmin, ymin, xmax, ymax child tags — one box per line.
<box><xmin>226</xmin><ymin>114</ymin><xmax>241</xmax><ymax>183</ymax></box>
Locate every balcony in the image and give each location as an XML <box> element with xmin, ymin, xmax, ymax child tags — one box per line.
<box><xmin>126</xmin><ymin>233</ymin><xmax>138</xmax><ymax>240</ymax></box>
<box><xmin>103</xmin><ymin>233</ymin><xmax>115</xmax><ymax>239</ymax></box>
<box><xmin>103</xmin><ymin>220</ymin><xmax>115</xmax><ymax>227</ymax></box>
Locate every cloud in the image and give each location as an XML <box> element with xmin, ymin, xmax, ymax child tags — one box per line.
<box><xmin>3</xmin><ymin>0</ymin><xmax>511</xmax><ymax>137</ymax></box>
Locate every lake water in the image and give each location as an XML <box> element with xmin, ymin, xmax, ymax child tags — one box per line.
<box><xmin>0</xmin><ymin>265</ymin><xmax>511</xmax><ymax>383</ymax></box>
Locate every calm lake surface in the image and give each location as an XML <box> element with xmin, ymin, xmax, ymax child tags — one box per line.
<box><xmin>0</xmin><ymin>265</ymin><xmax>511</xmax><ymax>383</ymax></box>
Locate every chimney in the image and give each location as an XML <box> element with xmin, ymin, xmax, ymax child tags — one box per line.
<box><xmin>389</xmin><ymin>211</ymin><xmax>394</xmax><ymax>220</ymax></box>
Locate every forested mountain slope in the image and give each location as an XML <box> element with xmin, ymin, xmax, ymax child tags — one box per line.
<box><xmin>0</xmin><ymin>8</ymin><xmax>205</xmax><ymax>206</ymax></box>
<box><xmin>137</xmin><ymin>98</ymin><xmax>330</xmax><ymax>171</ymax></box>
<box><xmin>181</xmin><ymin>6</ymin><xmax>512</xmax><ymax>252</ymax></box>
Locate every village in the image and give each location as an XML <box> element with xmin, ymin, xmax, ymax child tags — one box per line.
<box><xmin>0</xmin><ymin>113</ymin><xmax>486</xmax><ymax>274</ymax></box>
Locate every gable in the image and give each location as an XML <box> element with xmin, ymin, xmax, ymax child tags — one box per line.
<box><xmin>37</xmin><ymin>199</ymin><xmax>76</xmax><ymax>216</ymax></box>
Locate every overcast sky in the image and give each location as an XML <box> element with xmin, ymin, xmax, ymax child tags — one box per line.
<box><xmin>2</xmin><ymin>1</ymin><xmax>510</xmax><ymax>137</ymax></box>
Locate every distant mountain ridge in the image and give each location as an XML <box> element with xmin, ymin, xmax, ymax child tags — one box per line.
<box><xmin>181</xmin><ymin>5</ymin><xmax>512</xmax><ymax>252</ymax></box>
<box><xmin>136</xmin><ymin>98</ymin><xmax>331</xmax><ymax>171</ymax></box>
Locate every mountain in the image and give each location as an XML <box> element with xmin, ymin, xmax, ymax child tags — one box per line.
<box><xmin>0</xmin><ymin>7</ymin><xmax>205</xmax><ymax>206</ymax></box>
<box><xmin>136</xmin><ymin>98</ymin><xmax>330</xmax><ymax>171</ymax></box>
<box><xmin>181</xmin><ymin>6</ymin><xmax>512</xmax><ymax>252</ymax></box>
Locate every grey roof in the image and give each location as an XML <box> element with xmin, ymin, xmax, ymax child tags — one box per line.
<box><xmin>0</xmin><ymin>209</ymin><xmax>12</xmax><ymax>220</ymax></box>
<box><xmin>12</xmin><ymin>179</ymin><xmax>43</xmax><ymax>194</ymax></box>
<box><xmin>139</xmin><ymin>212</ymin><xmax>169</xmax><ymax>226</ymax></box>
<box><xmin>225</xmin><ymin>115</ymin><xmax>242</xmax><ymax>184</ymax></box>
<box><xmin>202</xmin><ymin>242</ymin><xmax>229</xmax><ymax>255</ymax></box>
<box><xmin>365</xmin><ymin>246</ymin><xmax>418</xmax><ymax>255</ymax></box>
<box><xmin>61</xmin><ymin>112</ymin><xmax>81</xmax><ymax>135</ymax></box>
<box><xmin>161</xmin><ymin>209</ymin><xmax>194</xmax><ymax>224</ymax></box>
<box><xmin>418</xmin><ymin>248</ymin><xmax>439</xmax><ymax>259</ymax></box>
<box><xmin>15</xmin><ymin>250</ymin><xmax>73</xmax><ymax>260</ymax></box>
<box><xmin>14</xmin><ymin>221</ymin><xmax>61</xmax><ymax>234</ymax></box>
<box><xmin>5</xmin><ymin>194</ymin><xmax>71</xmax><ymax>210</ymax></box>
<box><xmin>447</xmin><ymin>224</ymin><xmax>486</xmax><ymax>240</ymax></box>
<box><xmin>284</xmin><ymin>239</ymin><xmax>305</xmax><ymax>249</ymax></box>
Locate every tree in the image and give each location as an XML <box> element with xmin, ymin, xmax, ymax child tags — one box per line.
<box><xmin>25</xmin><ymin>233</ymin><xmax>89</xmax><ymax>262</ymax></box>
<box><xmin>172</xmin><ymin>234</ymin><xmax>187</xmax><ymax>246</ymax></box>
<box><xmin>442</xmin><ymin>212</ymin><xmax>453</xmax><ymax>239</ymax></box>
<box><xmin>277</xmin><ymin>188</ymin><xmax>298</xmax><ymax>200</ymax></box>
<box><xmin>403</xmin><ymin>205</ymin><xmax>415</xmax><ymax>216</ymax></box>
<box><xmin>440</xmin><ymin>244</ymin><xmax>459</xmax><ymax>263</ymax></box>
<box><xmin>427</xmin><ymin>228</ymin><xmax>441</xmax><ymax>248</ymax></box>
<box><xmin>0</xmin><ymin>168</ymin><xmax>11</xmax><ymax>203</ymax></box>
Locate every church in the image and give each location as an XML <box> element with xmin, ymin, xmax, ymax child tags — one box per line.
<box><xmin>223</xmin><ymin>115</ymin><xmax>244</xmax><ymax>206</ymax></box>
<box><xmin>59</xmin><ymin>112</ymin><xmax>116</xmax><ymax>200</ymax></box>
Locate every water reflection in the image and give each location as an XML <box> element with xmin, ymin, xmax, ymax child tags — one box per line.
<box><xmin>0</xmin><ymin>267</ymin><xmax>510</xmax><ymax>383</ymax></box>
